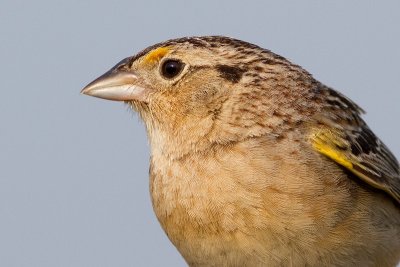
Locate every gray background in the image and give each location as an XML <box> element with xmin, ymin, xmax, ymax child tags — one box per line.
<box><xmin>1</xmin><ymin>1</ymin><xmax>399</xmax><ymax>266</ymax></box>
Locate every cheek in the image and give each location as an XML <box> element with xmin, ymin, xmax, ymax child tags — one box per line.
<box><xmin>192</xmin><ymin>86</ymin><xmax>219</xmax><ymax>103</ymax></box>
<box><xmin>187</xmin><ymin>84</ymin><xmax>230</xmax><ymax>119</ymax></box>
<box><xmin>189</xmin><ymin>76</ymin><xmax>224</xmax><ymax>105</ymax></box>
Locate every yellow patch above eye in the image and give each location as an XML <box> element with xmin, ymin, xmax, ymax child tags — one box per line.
<box><xmin>144</xmin><ymin>47</ymin><xmax>170</xmax><ymax>64</ymax></box>
<box><xmin>310</xmin><ymin>128</ymin><xmax>353</xmax><ymax>170</ymax></box>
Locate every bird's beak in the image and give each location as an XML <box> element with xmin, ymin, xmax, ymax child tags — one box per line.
<box><xmin>81</xmin><ymin>58</ymin><xmax>150</xmax><ymax>102</ymax></box>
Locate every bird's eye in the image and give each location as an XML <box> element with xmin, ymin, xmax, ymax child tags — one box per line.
<box><xmin>161</xmin><ymin>60</ymin><xmax>184</xmax><ymax>79</ymax></box>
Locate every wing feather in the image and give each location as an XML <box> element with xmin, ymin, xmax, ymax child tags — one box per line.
<box><xmin>310</xmin><ymin>86</ymin><xmax>400</xmax><ymax>204</ymax></box>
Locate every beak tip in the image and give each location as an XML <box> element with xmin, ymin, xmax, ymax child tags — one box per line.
<box><xmin>80</xmin><ymin>87</ymin><xmax>90</xmax><ymax>96</ymax></box>
<box><xmin>81</xmin><ymin>81</ymin><xmax>100</xmax><ymax>97</ymax></box>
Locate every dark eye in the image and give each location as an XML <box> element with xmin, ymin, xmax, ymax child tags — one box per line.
<box><xmin>161</xmin><ymin>60</ymin><xmax>184</xmax><ymax>79</ymax></box>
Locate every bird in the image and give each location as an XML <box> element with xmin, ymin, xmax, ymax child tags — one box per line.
<box><xmin>81</xmin><ymin>36</ymin><xmax>400</xmax><ymax>266</ymax></box>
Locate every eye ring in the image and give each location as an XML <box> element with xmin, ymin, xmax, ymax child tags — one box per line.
<box><xmin>161</xmin><ymin>59</ymin><xmax>185</xmax><ymax>79</ymax></box>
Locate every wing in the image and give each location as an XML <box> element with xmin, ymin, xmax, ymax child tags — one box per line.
<box><xmin>309</xmin><ymin>86</ymin><xmax>400</xmax><ymax>204</ymax></box>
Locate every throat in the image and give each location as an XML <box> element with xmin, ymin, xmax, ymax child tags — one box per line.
<box><xmin>146</xmin><ymin>117</ymin><xmax>217</xmax><ymax>161</ymax></box>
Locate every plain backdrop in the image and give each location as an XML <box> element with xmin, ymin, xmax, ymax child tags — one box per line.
<box><xmin>1</xmin><ymin>1</ymin><xmax>399</xmax><ymax>266</ymax></box>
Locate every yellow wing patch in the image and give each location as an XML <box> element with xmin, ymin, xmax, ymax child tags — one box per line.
<box><xmin>144</xmin><ymin>47</ymin><xmax>171</xmax><ymax>64</ymax></box>
<box><xmin>310</xmin><ymin>128</ymin><xmax>353</xmax><ymax>170</ymax></box>
<box><xmin>310</xmin><ymin>127</ymin><xmax>400</xmax><ymax>202</ymax></box>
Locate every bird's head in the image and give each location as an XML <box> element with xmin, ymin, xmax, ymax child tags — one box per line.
<box><xmin>82</xmin><ymin>36</ymin><xmax>315</xmax><ymax>158</ymax></box>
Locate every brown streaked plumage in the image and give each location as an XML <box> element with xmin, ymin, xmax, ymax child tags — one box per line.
<box><xmin>82</xmin><ymin>36</ymin><xmax>400</xmax><ymax>266</ymax></box>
